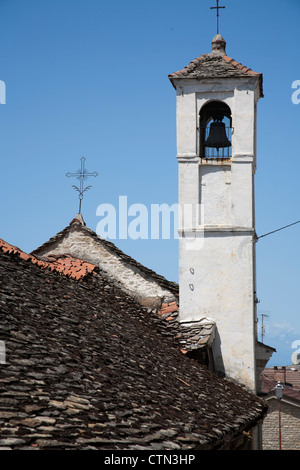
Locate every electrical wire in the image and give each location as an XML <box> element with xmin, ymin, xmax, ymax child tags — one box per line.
<box><xmin>256</xmin><ymin>220</ymin><xmax>300</xmax><ymax>241</ymax></box>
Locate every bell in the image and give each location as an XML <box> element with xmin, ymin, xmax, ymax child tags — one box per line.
<box><xmin>205</xmin><ymin>120</ymin><xmax>231</xmax><ymax>149</ymax></box>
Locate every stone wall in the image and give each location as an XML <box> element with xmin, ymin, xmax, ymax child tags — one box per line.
<box><xmin>32</xmin><ymin>222</ymin><xmax>178</xmax><ymax>310</ymax></box>
<box><xmin>262</xmin><ymin>398</ymin><xmax>300</xmax><ymax>450</ymax></box>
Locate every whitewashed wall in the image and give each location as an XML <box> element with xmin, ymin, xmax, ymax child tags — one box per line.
<box><xmin>175</xmin><ymin>76</ymin><xmax>261</xmax><ymax>391</ymax></box>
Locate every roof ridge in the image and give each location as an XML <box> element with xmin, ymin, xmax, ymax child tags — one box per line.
<box><xmin>223</xmin><ymin>55</ymin><xmax>260</xmax><ymax>76</ymax></box>
<box><xmin>31</xmin><ymin>222</ymin><xmax>179</xmax><ymax>295</ymax></box>
<box><xmin>170</xmin><ymin>53</ymin><xmax>261</xmax><ymax>78</ymax></box>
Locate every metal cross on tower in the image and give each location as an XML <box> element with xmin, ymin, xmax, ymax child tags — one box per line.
<box><xmin>66</xmin><ymin>157</ymin><xmax>98</xmax><ymax>214</ymax></box>
<box><xmin>210</xmin><ymin>0</ymin><xmax>226</xmax><ymax>35</ymax></box>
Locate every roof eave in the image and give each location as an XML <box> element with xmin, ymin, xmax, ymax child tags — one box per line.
<box><xmin>169</xmin><ymin>73</ymin><xmax>263</xmax><ymax>99</ymax></box>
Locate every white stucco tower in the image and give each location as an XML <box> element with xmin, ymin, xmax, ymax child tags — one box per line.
<box><xmin>169</xmin><ymin>35</ymin><xmax>266</xmax><ymax>392</ymax></box>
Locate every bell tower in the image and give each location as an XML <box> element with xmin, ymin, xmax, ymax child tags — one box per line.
<box><xmin>169</xmin><ymin>35</ymin><xmax>264</xmax><ymax>392</ymax></box>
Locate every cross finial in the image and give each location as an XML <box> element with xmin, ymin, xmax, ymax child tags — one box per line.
<box><xmin>210</xmin><ymin>0</ymin><xmax>226</xmax><ymax>35</ymax></box>
<box><xmin>66</xmin><ymin>157</ymin><xmax>98</xmax><ymax>214</ymax></box>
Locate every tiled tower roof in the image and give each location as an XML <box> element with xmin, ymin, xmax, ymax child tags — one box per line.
<box><xmin>169</xmin><ymin>34</ymin><xmax>263</xmax><ymax>97</ymax></box>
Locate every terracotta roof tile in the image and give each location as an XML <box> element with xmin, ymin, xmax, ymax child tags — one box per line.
<box><xmin>156</xmin><ymin>301</ymin><xmax>215</xmax><ymax>352</ymax></box>
<box><xmin>0</xmin><ymin>239</ymin><xmax>98</xmax><ymax>281</ymax></box>
<box><xmin>2</xmin><ymin>233</ymin><xmax>215</xmax><ymax>356</ymax></box>
<box><xmin>261</xmin><ymin>366</ymin><xmax>300</xmax><ymax>394</ymax></box>
<box><xmin>169</xmin><ymin>53</ymin><xmax>262</xmax><ymax>80</ymax></box>
<box><xmin>158</xmin><ymin>302</ymin><xmax>179</xmax><ymax>316</ymax></box>
<box><xmin>31</xmin><ymin>220</ymin><xmax>179</xmax><ymax>298</ymax></box>
<box><xmin>0</xmin><ymin>245</ymin><xmax>268</xmax><ymax>450</ymax></box>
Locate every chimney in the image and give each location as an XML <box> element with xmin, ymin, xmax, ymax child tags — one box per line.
<box><xmin>274</xmin><ymin>366</ymin><xmax>286</xmax><ymax>384</ymax></box>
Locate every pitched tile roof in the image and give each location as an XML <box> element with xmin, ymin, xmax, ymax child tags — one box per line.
<box><xmin>169</xmin><ymin>53</ymin><xmax>262</xmax><ymax>80</ymax></box>
<box><xmin>30</xmin><ymin>216</ymin><xmax>215</xmax><ymax>354</ymax></box>
<box><xmin>261</xmin><ymin>366</ymin><xmax>300</xmax><ymax>398</ymax></box>
<box><xmin>0</xmin><ymin>241</ymin><xmax>267</xmax><ymax>450</ymax></box>
<box><xmin>0</xmin><ymin>239</ymin><xmax>98</xmax><ymax>280</ymax></box>
<box><xmin>261</xmin><ymin>377</ymin><xmax>300</xmax><ymax>405</ymax></box>
<box><xmin>31</xmin><ymin>215</ymin><xmax>179</xmax><ymax>299</ymax></box>
<box><xmin>157</xmin><ymin>302</ymin><xmax>215</xmax><ymax>353</ymax></box>
<box><xmin>169</xmin><ymin>34</ymin><xmax>263</xmax><ymax>97</ymax></box>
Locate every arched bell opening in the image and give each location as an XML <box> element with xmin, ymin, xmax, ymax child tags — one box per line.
<box><xmin>200</xmin><ymin>101</ymin><xmax>232</xmax><ymax>159</ymax></box>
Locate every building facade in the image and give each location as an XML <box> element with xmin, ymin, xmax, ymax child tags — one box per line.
<box><xmin>261</xmin><ymin>365</ymin><xmax>300</xmax><ymax>450</ymax></box>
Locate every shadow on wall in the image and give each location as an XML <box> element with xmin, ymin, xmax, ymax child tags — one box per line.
<box><xmin>213</xmin><ymin>328</ymin><xmax>226</xmax><ymax>378</ymax></box>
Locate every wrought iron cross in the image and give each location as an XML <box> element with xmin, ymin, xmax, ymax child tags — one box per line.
<box><xmin>210</xmin><ymin>0</ymin><xmax>226</xmax><ymax>35</ymax></box>
<box><xmin>66</xmin><ymin>157</ymin><xmax>98</xmax><ymax>214</ymax></box>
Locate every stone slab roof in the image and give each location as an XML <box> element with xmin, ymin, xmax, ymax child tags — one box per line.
<box><xmin>31</xmin><ymin>215</ymin><xmax>179</xmax><ymax>301</ymax></box>
<box><xmin>169</xmin><ymin>34</ymin><xmax>263</xmax><ymax>98</ymax></box>
<box><xmin>261</xmin><ymin>378</ymin><xmax>300</xmax><ymax>405</ymax></box>
<box><xmin>157</xmin><ymin>302</ymin><xmax>215</xmax><ymax>353</ymax></box>
<box><xmin>261</xmin><ymin>366</ymin><xmax>300</xmax><ymax>401</ymax></box>
<box><xmin>0</xmin><ymin>242</ymin><xmax>267</xmax><ymax>450</ymax></box>
<box><xmin>30</xmin><ymin>216</ymin><xmax>215</xmax><ymax>354</ymax></box>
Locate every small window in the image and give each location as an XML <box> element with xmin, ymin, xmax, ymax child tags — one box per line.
<box><xmin>200</xmin><ymin>101</ymin><xmax>232</xmax><ymax>159</ymax></box>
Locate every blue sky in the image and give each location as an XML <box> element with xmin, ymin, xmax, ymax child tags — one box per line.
<box><xmin>0</xmin><ymin>0</ymin><xmax>299</xmax><ymax>366</ymax></box>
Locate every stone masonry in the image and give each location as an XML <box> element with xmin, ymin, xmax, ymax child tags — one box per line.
<box><xmin>262</xmin><ymin>398</ymin><xmax>300</xmax><ymax>450</ymax></box>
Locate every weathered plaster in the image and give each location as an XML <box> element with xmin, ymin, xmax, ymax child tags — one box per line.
<box><xmin>175</xmin><ymin>71</ymin><xmax>262</xmax><ymax>392</ymax></box>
